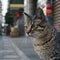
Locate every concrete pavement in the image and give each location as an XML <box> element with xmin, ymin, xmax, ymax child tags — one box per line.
<box><xmin>1</xmin><ymin>36</ymin><xmax>31</xmax><ymax>60</ymax></box>
<box><xmin>3</xmin><ymin>36</ymin><xmax>20</xmax><ymax>60</ymax></box>
<box><xmin>0</xmin><ymin>36</ymin><xmax>3</xmax><ymax>60</ymax></box>
<box><xmin>2</xmin><ymin>32</ymin><xmax>60</xmax><ymax>60</ymax></box>
<box><xmin>9</xmin><ymin>36</ymin><xmax>40</xmax><ymax>60</ymax></box>
<box><xmin>0</xmin><ymin>36</ymin><xmax>40</xmax><ymax>60</ymax></box>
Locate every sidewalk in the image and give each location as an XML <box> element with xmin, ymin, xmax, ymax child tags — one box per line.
<box><xmin>8</xmin><ymin>36</ymin><xmax>40</xmax><ymax>60</ymax></box>
<box><xmin>0</xmin><ymin>36</ymin><xmax>3</xmax><ymax>60</ymax></box>
<box><xmin>2</xmin><ymin>36</ymin><xmax>31</xmax><ymax>60</ymax></box>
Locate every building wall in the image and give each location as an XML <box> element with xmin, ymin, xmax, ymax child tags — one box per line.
<box><xmin>0</xmin><ymin>0</ymin><xmax>2</xmax><ymax>24</ymax></box>
<box><xmin>52</xmin><ymin>0</ymin><xmax>60</xmax><ymax>32</ymax></box>
<box><xmin>10</xmin><ymin>0</ymin><xmax>24</xmax><ymax>4</ymax></box>
<box><xmin>0</xmin><ymin>0</ymin><xmax>2</xmax><ymax>34</ymax></box>
<box><xmin>37</xmin><ymin>0</ymin><xmax>47</xmax><ymax>15</ymax></box>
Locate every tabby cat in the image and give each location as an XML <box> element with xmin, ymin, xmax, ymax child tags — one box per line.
<box><xmin>24</xmin><ymin>8</ymin><xmax>56</xmax><ymax>60</ymax></box>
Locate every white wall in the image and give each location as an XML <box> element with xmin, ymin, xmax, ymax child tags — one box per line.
<box><xmin>37</xmin><ymin>0</ymin><xmax>47</xmax><ymax>15</ymax></box>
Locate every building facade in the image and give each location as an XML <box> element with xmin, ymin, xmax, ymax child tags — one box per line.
<box><xmin>38</xmin><ymin>0</ymin><xmax>60</xmax><ymax>32</ymax></box>
<box><xmin>7</xmin><ymin>0</ymin><xmax>24</xmax><ymax>36</ymax></box>
<box><xmin>0</xmin><ymin>0</ymin><xmax>2</xmax><ymax>35</ymax></box>
<box><xmin>9</xmin><ymin>0</ymin><xmax>24</xmax><ymax>10</ymax></box>
<box><xmin>52</xmin><ymin>0</ymin><xmax>60</xmax><ymax>32</ymax></box>
<box><xmin>0</xmin><ymin>0</ymin><xmax>2</xmax><ymax>23</ymax></box>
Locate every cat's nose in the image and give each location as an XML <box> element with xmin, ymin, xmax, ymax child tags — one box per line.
<box><xmin>25</xmin><ymin>32</ymin><xmax>32</xmax><ymax>37</ymax></box>
<box><xmin>25</xmin><ymin>31</ymin><xmax>31</xmax><ymax>36</ymax></box>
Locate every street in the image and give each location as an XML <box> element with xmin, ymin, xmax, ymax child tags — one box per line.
<box><xmin>0</xmin><ymin>35</ymin><xmax>40</xmax><ymax>60</ymax></box>
<box><xmin>0</xmin><ymin>0</ymin><xmax>60</xmax><ymax>60</ymax></box>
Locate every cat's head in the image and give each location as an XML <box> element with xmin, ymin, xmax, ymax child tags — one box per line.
<box><xmin>26</xmin><ymin>18</ymin><xmax>46</xmax><ymax>38</ymax></box>
<box><xmin>24</xmin><ymin>8</ymin><xmax>47</xmax><ymax>37</ymax></box>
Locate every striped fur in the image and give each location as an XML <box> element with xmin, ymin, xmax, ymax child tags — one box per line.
<box><xmin>24</xmin><ymin>8</ymin><xmax>56</xmax><ymax>60</ymax></box>
<box><xmin>32</xmin><ymin>25</ymin><xmax>55</xmax><ymax>60</ymax></box>
<box><xmin>26</xmin><ymin>22</ymin><xmax>56</xmax><ymax>60</ymax></box>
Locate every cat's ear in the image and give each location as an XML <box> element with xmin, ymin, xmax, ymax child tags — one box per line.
<box><xmin>23</xmin><ymin>12</ymin><xmax>32</xmax><ymax>20</ymax></box>
<box><xmin>37</xmin><ymin>7</ymin><xmax>47</xmax><ymax>23</ymax></box>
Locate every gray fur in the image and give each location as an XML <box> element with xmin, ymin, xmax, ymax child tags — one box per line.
<box><xmin>24</xmin><ymin>8</ymin><xmax>56</xmax><ymax>60</ymax></box>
